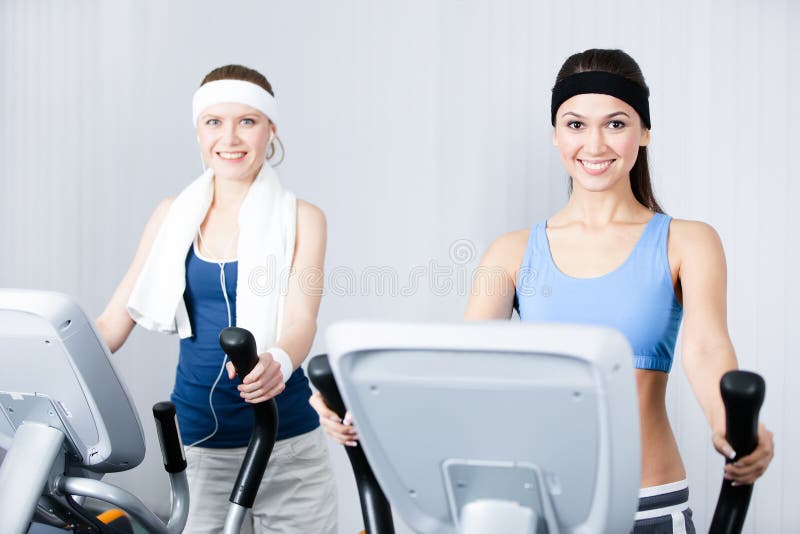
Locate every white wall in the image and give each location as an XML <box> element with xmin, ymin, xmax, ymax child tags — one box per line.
<box><xmin>1</xmin><ymin>1</ymin><xmax>797</xmax><ymax>532</ymax></box>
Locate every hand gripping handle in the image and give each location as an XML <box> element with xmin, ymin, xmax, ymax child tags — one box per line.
<box><xmin>709</xmin><ymin>370</ymin><xmax>765</xmax><ymax>534</ymax></box>
<box><xmin>220</xmin><ymin>326</ymin><xmax>260</xmax><ymax>378</ymax></box>
<box><xmin>308</xmin><ymin>354</ymin><xmax>395</xmax><ymax>534</ymax></box>
<box><xmin>219</xmin><ymin>327</ymin><xmax>279</xmax><ymax>509</ymax></box>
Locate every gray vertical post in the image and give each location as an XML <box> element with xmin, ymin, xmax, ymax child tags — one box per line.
<box><xmin>0</xmin><ymin>423</ymin><xmax>64</xmax><ymax>534</ymax></box>
<box><xmin>223</xmin><ymin>504</ymin><xmax>248</xmax><ymax>534</ymax></box>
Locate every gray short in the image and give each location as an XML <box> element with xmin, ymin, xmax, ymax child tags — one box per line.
<box><xmin>632</xmin><ymin>479</ymin><xmax>695</xmax><ymax>534</ymax></box>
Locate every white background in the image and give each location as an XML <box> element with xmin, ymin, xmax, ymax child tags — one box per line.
<box><xmin>1</xmin><ymin>1</ymin><xmax>797</xmax><ymax>532</ymax></box>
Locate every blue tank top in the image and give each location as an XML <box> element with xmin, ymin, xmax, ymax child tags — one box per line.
<box><xmin>515</xmin><ymin>213</ymin><xmax>683</xmax><ymax>372</ymax></box>
<box><xmin>171</xmin><ymin>244</ymin><xmax>319</xmax><ymax>447</ymax></box>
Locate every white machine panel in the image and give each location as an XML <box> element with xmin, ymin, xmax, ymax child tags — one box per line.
<box><xmin>0</xmin><ymin>289</ymin><xmax>145</xmax><ymax>472</ymax></box>
<box><xmin>327</xmin><ymin>321</ymin><xmax>641</xmax><ymax>534</ymax></box>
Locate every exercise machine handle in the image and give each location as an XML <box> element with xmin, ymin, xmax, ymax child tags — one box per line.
<box><xmin>220</xmin><ymin>326</ymin><xmax>260</xmax><ymax>378</ymax></box>
<box><xmin>152</xmin><ymin>402</ymin><xmax>187</xmax><ymax>473</ymax></box>
<box><xmin>709</xmin><ymin>370</ymin><xmax>765</xmax><ymax>534</ymax></box>
<box><xmin>219</xmin><ymin>327</ymin><xmax>279</xmax><ymax>509</ymax></box>
<box><xmin>308</xmin><ymin>354</ymin><xmax>395</xmax><ymax>534</ymax></box>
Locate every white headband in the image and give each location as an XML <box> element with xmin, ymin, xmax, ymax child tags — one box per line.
<box><xmin>192</xmin><ymin>79</ymin><xmax>279</xmax><ymax>126</ymax></box>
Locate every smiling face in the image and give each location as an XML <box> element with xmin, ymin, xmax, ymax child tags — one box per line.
<box><xmin>196</xmin><ymin>102</ymin><xmax>276</xmax><ymax>182</ymax></box>
<box><xmin>553</xmin><ymin>93</ymin><xmax>650</xmax><ymax>194</ymax></box>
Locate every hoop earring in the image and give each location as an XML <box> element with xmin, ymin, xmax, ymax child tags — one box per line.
<box><xmin>266</xmin><ymin>136</ymin><xmax>285</xmax><ymax>166</ymax></box>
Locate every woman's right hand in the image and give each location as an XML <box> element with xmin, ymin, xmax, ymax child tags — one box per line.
<box><xmin>309</xmin><ymin>392</ymin><xmax>359</xmax><ymax>447</ymax></box>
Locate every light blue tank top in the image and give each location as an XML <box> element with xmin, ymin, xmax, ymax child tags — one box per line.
<box><xmin>515</xmin><ymin>213</ymin><xmax>683</xmax><ymax>372</ymax></box>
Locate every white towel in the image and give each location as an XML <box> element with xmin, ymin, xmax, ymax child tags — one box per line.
<box><xmin>127</xmin><ymin>163</ymin><xmax>297</xmax><ymax>354</ymax></box>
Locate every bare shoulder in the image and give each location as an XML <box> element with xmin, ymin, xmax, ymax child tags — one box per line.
<box><xmin>295</xmin><ymin>199</ymin><xmax>327</xmax><ymax>256</ymax></box>
<box><xmin>149</xmin><ymin>196</ymin><xmax>176</xmax><ymax>226</ymax></box>
<box><xmin>488</xmin><ymin>228</ymin><xmax>529</xmax><ymax>254</ymax></box>
<box><xmin>668</xmin><ymin>219</ymin><xmax>726</xmax><ymax>280</ymax></box>
<box><xmin>156</xmin><ymin>196</ymin><xmax>176</xmax><ymax>211</ymax></box>
<box><xmin>465</xmin><ymin>229</ymin><xmax>529</xmax><ymax>320</ymax></box>
<box><xmin>296</xmin><ymin>199</ymin><xmax>327</xmax><ymax>231</ymax></box>
<box><xmin>669</xmin><ymin>218</ymin><xmax>724</xmax><ymax>253</ymax></box>
<box><xmin>482</xmin><ymin>228</ymin><xmax>530</xmax><ymax>272</ymax></box>
<box><xmin>134</xmin><ymin>196</ymin><xmax>176</xmax><ymax>241</ymax></box>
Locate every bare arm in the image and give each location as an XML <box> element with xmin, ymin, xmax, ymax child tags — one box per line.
<box><xmin>95</xmin><ymin>198</ymin><xmax>174</xmax><ymax>353</ymax></box>
<box><xmin>274</xmin><ymin>200</ymin><xmax>327</xmax><ymax>366</ymax></box>
<box><xmin>464</xmin><ymin>230</ymin><xmax>528</xmax><ymax>320</ymax></box>
<box><xmin>676</xmin><ymin>220</ymin><xmax>773</xmax><ymax>484</ymax></box>
<box><xmin>677</xmin><ymin>221</ymin><xmax>737</xmax><ymax>437</ymax></box>
<box><xmin>236</xmin><ymin>200</ymin><xmax>327</xmax><ymax>403</ymax></box>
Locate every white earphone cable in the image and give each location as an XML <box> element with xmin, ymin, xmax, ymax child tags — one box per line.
<box><xmin>185</xmin><ymin>227</ymin><xmax>238</xmax><ymax>450</ymax></box>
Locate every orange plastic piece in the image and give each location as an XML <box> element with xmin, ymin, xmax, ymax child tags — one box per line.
<box><xmin>96</xmin><ymin>508</ymin><xmax>129</xmax><ymax>524</ymax></box>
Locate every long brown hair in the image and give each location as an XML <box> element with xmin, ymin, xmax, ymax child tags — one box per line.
<box><xmin>555</xmin><ymin>49</ymin><xmax>663</xmax><ymax>213</ymax></box>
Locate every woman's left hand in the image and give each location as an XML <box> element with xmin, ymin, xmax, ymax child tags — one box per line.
<box><xmin>715</xmin><ymin>423</ymin><xmax>775</xmax><ymax>486</ymax></box>
<box><xmin>226</xmin><ymin>352</ymin><xmax>286</xmax><ymax>403</ymax></box>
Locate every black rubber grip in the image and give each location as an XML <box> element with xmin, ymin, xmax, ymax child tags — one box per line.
<box><xmin>307</xmin><ymin>353</ymin><xmax>348</xmax><ymax>416</ymax></box>
<box><xmin>709</xmin><ymin>370</ymin><xmax>766</xmax><ymax>534</ymax></box>
<box><xmin>219</xmin><ymin>327</ymin><xmax>260</xmax><ymax>378</ymax></box>
<box><xmin>219</xmin><ymin>327</ymin><xmax>279</xmax><ymax>509</ymax></box>
<box><xmin>152</xmin><ymin>401</ymin><xmax>187</xmax><ymax>473</ymax></box>
<box><xmin>308</xmin><ymin>354</ymin><xmax>395</xmax><ymax>534</ymax></box>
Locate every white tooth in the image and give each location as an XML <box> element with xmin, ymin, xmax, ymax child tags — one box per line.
<box><xmin>583</xmin><ymin>160</ymin><xmax>610</xmax><ymax>170</ymax></box>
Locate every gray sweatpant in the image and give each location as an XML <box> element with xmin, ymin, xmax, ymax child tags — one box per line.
<box><xmin>183</xmin><ymin>427</ymin><xmax>337</xmax><ymax>534</ymax></box>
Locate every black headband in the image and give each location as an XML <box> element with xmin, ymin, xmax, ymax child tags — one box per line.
<box><xmin>551</xmin><ymin>71</ymin><xmax>651</xmax><ymax>129</ymax></box>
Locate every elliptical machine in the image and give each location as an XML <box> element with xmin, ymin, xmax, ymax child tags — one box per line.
<box><xmin>309</xmin><ymin>321</ymin><xmax>765</xmax><ymax>534</ymax></box>
<box><xmin>0</xmin><ymin>290</ymin><xmax>279</xmax><ymax>534</ymax></box>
